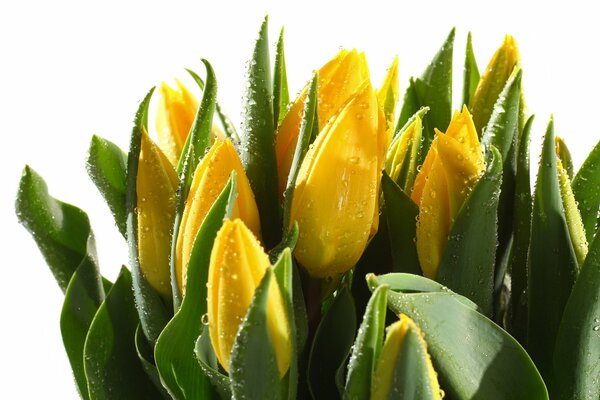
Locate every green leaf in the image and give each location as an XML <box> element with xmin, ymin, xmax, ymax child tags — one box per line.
<box><xmin>125</xmin><ymin>87</ymin><xmax>171</xmax><ymax>345</ymax></box>
<box><xmin>409</xmin><ymin>28</ymin><xmax>455</xmax><ymax>164</ymax></box>
<box><xmin>436</xmin><ymin>146</ymin><xmax>503</xmax><ymax>315</ymax></box>
<box><xmin>86</xmin><ymin>135</ymin><xmax>128</xmax><ymax>237</ymax></box>
<box><xmin>555</xmin><ymin>136</ymin><xmax>574</xmax><ymax>179</ymax></box>
<box><xmin>272</xmin><ymin>249</ymin><xmax>301</xmax><ymax>400</ymax></box>
<box><xmin>176</xmin><ymin>59</ymin><xmax>217</xmax><ymax>178</ymax></box>
<box><xmin>462</xmin><ymin>32</ymin><xmax>480</xmax><ymax>108</ymax></box>
<box><xmin>60</xmin><ymin>257</ymin><xmax>105</xmax><ymax>399</ymax></box>
<box><xmin>155</xmin><ymin>176</ymin><xmax>236</xmax><ymax>400</ymax></box>
<box><xmin>171</xmin><ymin>59</ymin><xmax>218</xmax><ymax>310</ymax></box>
<box><xmin>344</xmin><ymin>285</ymin><xmax>388</xmax><ymax>400</ymax></box>
<box><xmin>308</xmin><ymin>284</ymin><xmax>356</xmax><ymax>400</ymax></box>
<box><xmin>273</xmin><ymin>27</ymin><xmax>290</xmax><ymax>128</ymax></box>
<box><xmin>572</xmin><ymin>138</ymin><xmax>600</xmax><ymax>244</ymax></box>
<box><xmin>269</xmin><ymin>222</ymin><xmax>299</xmax><ymax>264</ymax></box>
<box><xmin>230</xmin><ymin>268</ymin><xmax>283</xmax><ymax>400</ymax></box>
<box><xmin>185</xmin><ymin>67</ymin><xmax>239</xmax><ymax>142</ymax></box>
<box><xmin>395</xmin><ymin>78</ymin><xmax>419</xmax><ymax>135</ymax></box>
<box><xmin>239</xmin><ymin>16</ymin><xmax>280</xmax><ymax>248</ymax></box>
<box><xmin>84</xmin><ymin>267</ymin><xmax>164</xmax><ymax>399</ymax></box>
<box><xmin>135</xmin><ymin>325</ymin><xmax>171</xmax><ymax>399</ymax></box>
<box><xmin>195</xmin><ymin>328</ymin><xmax>232</xmax><ymax>399</ymax></box>
<box><xmin>389</xmin><ymin>107</ymin><xmax>429</xmax><ymax>192</ymax></box>
<box><xmin>282</xmin><ymin>72</ymin><xmax>318</xmax><ymax>229</ymax></box>
<box><xmin>552</xmin><ymin>228</ymin><xmax>600</xmax><ymax>399</ymax></box>
<box><xmin>480</xmin><ymin>69</ymin><xmax>522</xmax><ymax>304</ymax></box>
<box><xmin>528</xmin><ymin>117</ymin><xmax>579</xmax><ymax>379</ymax></box>
<box><xmin>381</xmin><ymin>172</ymin><xmax>421</xmax><ymax>275</ymax></box>
<box><xmin>368</xmin><ymin>274</ymin><xmax>548</xmax><ymax>399</ymax></box>
<box><xmin>508</xmin><ymin>115</ymin><xmax>534</xmax><ymax>343</ymax></box>
<box><xmin>15</xmin><ymin>166</ymin><xmax>98</xmax><ymax>292</ymax></box>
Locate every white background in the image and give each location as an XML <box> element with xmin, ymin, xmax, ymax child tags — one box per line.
<box><xmin>1</xmin><ymin>0</ymin><xmax>599</xmax><ymax>397</ymax></box>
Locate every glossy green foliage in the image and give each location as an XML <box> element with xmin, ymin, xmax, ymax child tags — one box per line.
<box><xmin>368</xmin><ymin>274</ymin><xmax>548</xmax><ymax>399</ymax></box>
<box><xmin>572</xmin><ymin>138</ymin><xmax>600</xmax><ymax>244</ymax></box>
<box><xmin>436</xmin><ymin>147</ymin><xmax>503</xmax><ymax>315</ymax></box>
<box><xmin>239</xmin><ymin>16</ymin><xmax>280</xmax><ymax>248</ymax></box>
<box><xmin>462</xmin><ymin>32</ymin><xmax>480</xmax><ymax>108</ymax></box>
<box><xmin>86</xmin><ymin>135</ymin><xmax>128</xmax><ymax>237</ymax></box>
<box><xmin>528</xmin><ymin>118</ymin><xmax>579</xmax><ymax>380</ymax></box>
<box><xmin>84</xmin><ymin>267</ymin><xmax>163</xmax><ymax>399</ymax></box>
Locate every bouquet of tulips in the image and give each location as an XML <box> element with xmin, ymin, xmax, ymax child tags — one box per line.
<box><xmin>16</xmin><ymin>17</ymin><xmax>600</xmax><ymax>400</ymax></box>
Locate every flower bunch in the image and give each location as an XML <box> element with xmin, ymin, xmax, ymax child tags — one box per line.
<box><xmin>16</xmin><ymin>18</ymin><xmax>600</xmax><ymax>400</ymax></box>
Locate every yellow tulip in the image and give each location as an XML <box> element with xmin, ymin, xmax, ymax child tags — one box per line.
<box><xmin>289</xmin><ymin>79</ymin><xmax>386</xmax><ymax>278</ymax></box>
<box><xmin>411</xmin><ymin>106</ymin><xmax>485</xmax><ymax>279</ymax></box>
<box><xmin>371</xmin><ymin>314</ymin><xmax>443</xmax><ymax>400</ymax></box>
<box><xmin>155</xmin><ymin>79</ymin><xmax>226</xmax><ymax>167</ymax></box>
<box><xmin>377</xmin><ymin>56</ymin><xmax>399</xmax><ymax>147</ymax></box>
<box><xmin>207</xmin><ymin>219</ymin><xmax>291</xmax><ymax>376</ymax></box>
<box><xmin>136</xmin><ymin>130</ymin><xmax>179</xmax><ymax>299</ymax></box>
<box><xmin>384</xmin><ymin>115</ymin><xmax>422</xmax><ymax>192</ymax></box>
<box><xmin>556</xmin><ymin>159</ymin><xmax>588</xmax><ymax>266</ymax></box>
<box><xmin>469</xmin><ymin>35</ymin><xmax>520</xmax><ymax>133</ymax></box>
<box><xmin>175</xmin><ymin>138</ymin><xmax>260</xmax><ymax>294</ymax></box>
<box><xmin>275</xmin><ymin>49</ymin><xmax>370</xmax><ymax>197</ymax></box>
<box><xmin>155</xmin><ymin>79</ymin><xmax>199</xmax><ymax>166</ymax></box>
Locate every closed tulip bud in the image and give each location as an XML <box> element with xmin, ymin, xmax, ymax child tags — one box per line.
<box><xmin>412</xmin><ymin>106</ymin><xmax>485</xmax><ymax>279</ymax></box>
<box><xmin>371</xmin><ymin>314</ymin><xmax>443</xmax><ymax>400</ymax></box>
<box><xmin>275</xmin><ymin>49</ymin><xmax>370</xmax><ymax>197</ymax></box>
<box><xmin>137</xmin><ymin>130</ymin><xmax>179</xmax><ymax>299</ymax></box>
<box><xmin>385</xmin><ymin>115</ymin><xmax>422</xmax><ymax>192</ymax></box>
<box><xmin>377</xmin><ymin>56</ymin><xmax>399</xmax><ymax>147</ymax></box>
<box><xmin>290</xmin><ymin>79</ymin><xmax>386</xmax><ymax>278</ymax></box>
<box><xmin>556</xmin><ymin>159</ymin><xmax>588</xmax><ymax>266</ymax></box>
<box><xmin>207</xmin><ymin>219</ymin><xmax>291</xmax><ymax>376</ymax></box>
<box><xmin>155</xmin><ymin>80</ymin><xmax>199</xmax><ymax>166</ymax></box>
<box><xmin>155</xmin><ymin>79</ymin><xmax>226</xmax><ymax>167</ymax></box>
<box><xmin>469</xmin><ymin>35</ymin><xmax>520</xmax><ymax>133</ymax></box>
<box><xmin>176</xmin><ymin>139</ymin><xmax>260</xmax><ymax>294</ymax></box>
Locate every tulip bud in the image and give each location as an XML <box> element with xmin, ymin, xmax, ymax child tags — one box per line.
<box><xmin>290</xmin><ymin>80</ymin><xmax>386</xmax><ymax>278</ymax></box>
<box><xmin>155</xmin><ymin>80</ymin><xmax>199</xmax><ymax>166</ymax></box>
<box><xmin>469</xmin><ymin>35</ymin><xmax>520</xmax><ymax>133</ymax></box>
<box><xmin>275</xmin><ymin>49</ymin><xmax>370</xmax><ymax>197</ymax></box>
<box><xmin>385</xmin><ymin>115</ymin><xmax>422</xmax><ymax>192</ymax></box>
<box><xmin>207</xmin><ymin>219</ymin><xmax>291</xmax><ymax>376</ymax></box>
<box><xmin>136</xmin><ymin>130</ymin><xmax>179</xmax><ymax>299</ymax></box>
<box><xmin>371</xmin><ymin>314</ymin><xmax>443</xmax><ymax>400</ymax></box>
<box><xmin>176</xmin><ymin>139</ymin><xmax>260</xmax><ymax>293</ymax></box>
<box><xmin>557</xmin><ymin>159</ymin><xmax>588</xmax><ymax>266</ymax></box>
<box><xmin>412</xmin><ymin>106</ymin><xmax>485</xmax><ymax>278</ymax></box>
<box><xmin>377</xmin><ymin>56</ymin><xmax>399</xmax><ymax>147</ymax></box>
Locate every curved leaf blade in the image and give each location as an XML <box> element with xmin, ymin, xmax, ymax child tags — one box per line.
<box><xmin>462</xmin><ymin>32</ymin><xmax>480</xmax><ymax>108</ymax></box>
<box><xmin>436</xmin><ymin>146</ymin><xmax>503</xmax><ymax>315</ymax></box>
<box><xmin>84</xmin><ymin>267</ymin><xmax>164</xmax><ymax>400</ymax></box>
<box><xmin>195</xmin><ymin>329</ymin><xmax>232</xmax><ymax>399</ymax></box>
<box><xmin>552</xmin><ymin>228</ymin><xmax>600</xmax><ymax>399</ymax></box>
<box><xmin>239</xmin><ymin>16</ymin><xmax>280</xmax><ymax>248</ymax></box>
<box><xmin>344</xmin><ymin>285</ymin><xmax>388</xmax><ymax>400</ymax></box>
<box><xmin>572</xmin><ymin>138</ymin><xmax>600</xmax><ymax>244</ymax></box>
<box><xmin>528</xmin><ymin>118</ymin><xmax>579</xmax><ymax>379</ymax></box>
<box><xmin>60</xmin><ymin>257</ymin><xmax>105</xmax><ymax>399</ymax></box>
<box><xmin>273</xmin><ymin>27</ymin><xmax>289</xmax><ymax>128</ymax></box>
<box><xmin>308</xmin><ymin>284</ymin><xmax>356</xmax><ymax>399</ymax></box>
<box><xmin>86</xmin><ymin>135</ymin><xmax>128</xmax><ymax>237</ymax></box>
<box><xmin>16</xmin><ymin>166</ymin><xmax>98</xmax><ymax>292</ymax></box>
<box><xmin>369</xmin><ymin>274</ymin><xmax>548</xmax><ymax>399</ymax></box>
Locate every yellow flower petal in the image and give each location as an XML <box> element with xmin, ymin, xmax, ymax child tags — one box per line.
<box><xmin>290</xmin><ymin>80</ymin><xmax>385</xmax><ymax>278</ymax></box>
<box><xmin>176</xmin><ymin>139</ymin><xmax>260</xmax><ymax>294</ymax></box>
<box><xmin>385</xmin><ymin>114</ymin><xmax>422</xmax><ymax>191</ymax></box>
<box><xmin>377</xmin><ymin>56</ymin><xmax>399</xmax><ymax>147</ymax></box>
<box><xmin>136</xmin><ymin>130</ymin><xmax>179</xmax><ymax>299</ymax></box>
<box><xmin>275</xmin><ymin>49</ymin><xmax>370</xmax><ymax>197</ymax></box>
<box><xmin>557</xmin><ymin>159</ymin><xmax>588</xmax><ymax>266</ymax></box>
<box><xmin>207</xmin><ymin>219</ymin><xmax>291</xmax><ymax>376</ymax></box>
<box><xmin>412</xmin><ymin>108</ymin><xmax>484</xmax><ymax>278</ymax></box>
<box><xmin>155</xmin><ymin>79</ymin><xmax>199</xmax><ymax>166</ymax></box>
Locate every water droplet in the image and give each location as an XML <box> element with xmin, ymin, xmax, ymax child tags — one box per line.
<box><xmin>201</xmin><ymin>313</ymin><xmax>209</xmax><ymax>325</ymax></box>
